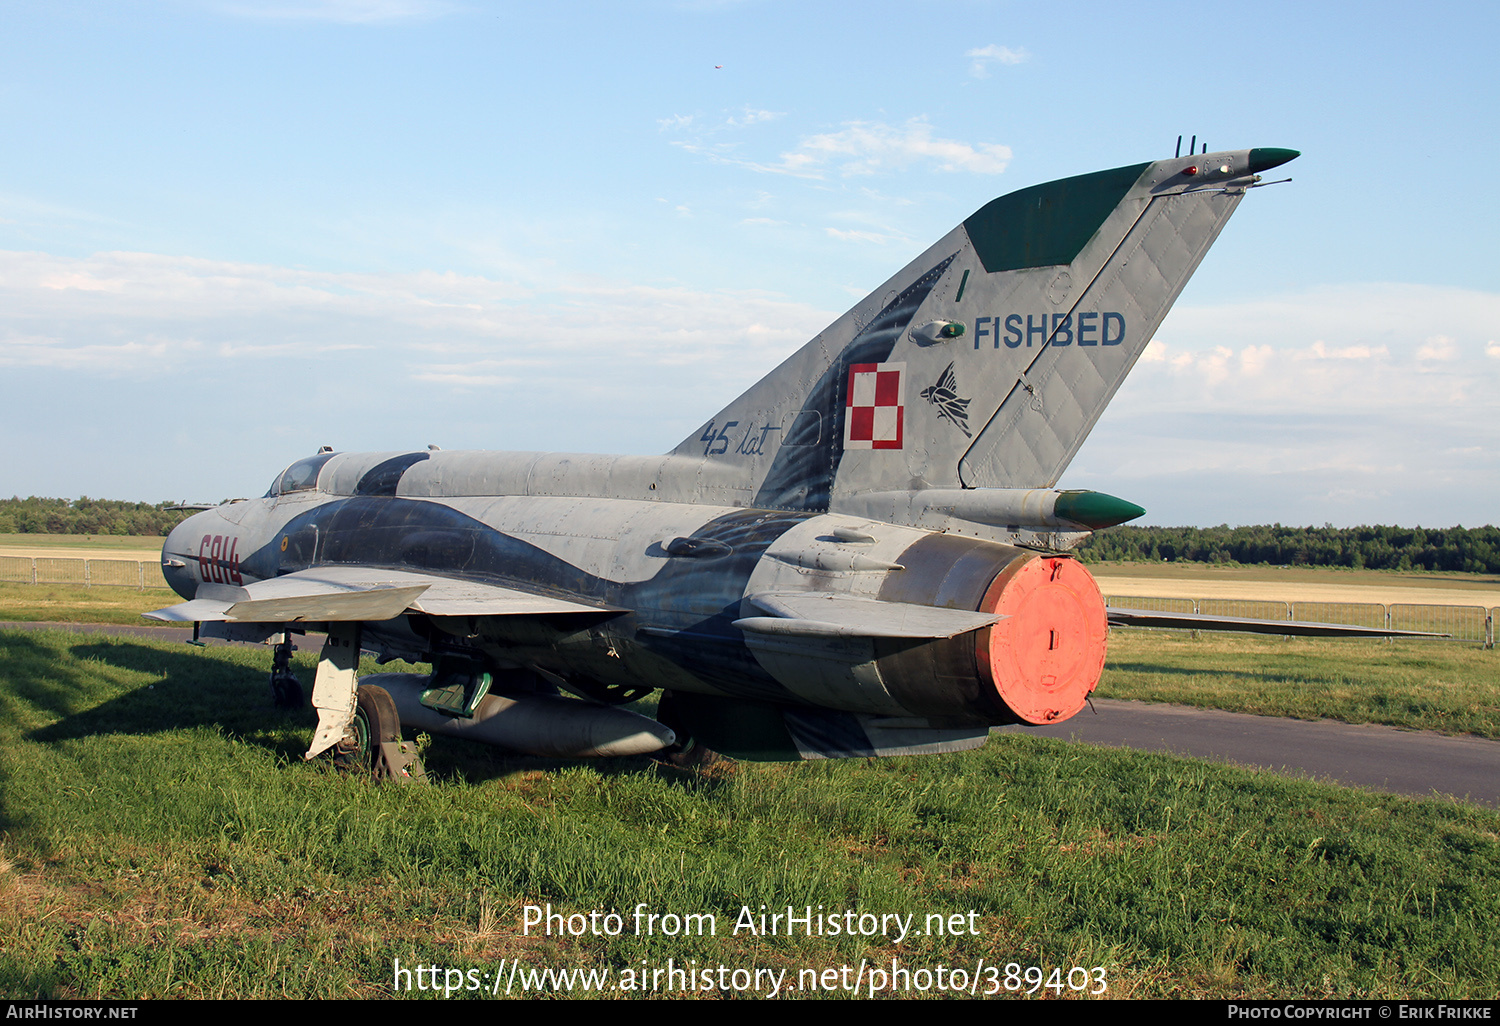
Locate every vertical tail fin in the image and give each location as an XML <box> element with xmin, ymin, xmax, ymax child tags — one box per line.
<box><xmin>671</xmin><ymin>147</ymin><xmax>1297</xmax><ymax>511</ymax></box>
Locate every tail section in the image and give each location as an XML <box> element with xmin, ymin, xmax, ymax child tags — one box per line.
<box><xmin>671</xmin><ymin>147</ymin><xmax>1297</xmax><ymax>511</ymax></box>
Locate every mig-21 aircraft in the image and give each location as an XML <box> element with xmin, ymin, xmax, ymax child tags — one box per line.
<box><xmin>151</xmin><ymin>145</ymin><xmax>1360</xmax><ymax>773</ymax></box>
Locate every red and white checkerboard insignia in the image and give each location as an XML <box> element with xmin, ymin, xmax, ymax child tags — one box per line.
<box><xmin>843</xmin><ymin>361</ymin><xmax>905</xmax><ymax>450</ymax></box>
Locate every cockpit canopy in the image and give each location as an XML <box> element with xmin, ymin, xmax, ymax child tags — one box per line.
<box><xmin>267</xmin><ymin>452</ymin><xmax>338</xmax><ymax>497</ymax></box>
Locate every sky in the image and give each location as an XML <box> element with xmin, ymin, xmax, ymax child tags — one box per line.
<box><xmin>2</xmin><ymin>0</ymin><xmax>1496</xmax><ymax>527</ymax></box>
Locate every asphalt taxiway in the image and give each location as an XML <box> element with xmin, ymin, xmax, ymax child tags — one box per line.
<box><xmin>1003</xmin><ymin>699</ymin><xmax>1499</xmax><ymax>808</ymax></box>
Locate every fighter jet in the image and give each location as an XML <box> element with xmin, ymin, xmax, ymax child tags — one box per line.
<box><xmin>151</xmin><ymin>146</ymin><xmax>1327</xmax><ymax>771</ymax></box>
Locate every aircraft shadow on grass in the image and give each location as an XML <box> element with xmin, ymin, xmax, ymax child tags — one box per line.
<box><xmin>13</xmin><ymin>634</ymin><xmax>727</xmax><ymax>788</ymax></box>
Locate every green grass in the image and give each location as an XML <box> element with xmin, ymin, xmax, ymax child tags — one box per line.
<box><xmin>2</xmin><ymin>578</ymin><xmax>1495</xmax><ymax>736</ymax></box>
<box><xmin>0</xmin><ymin>582</ymin><xmax>182</xmax><ymax>626</ymax></box>
<box><xmin>1100</xmin><ymin>632</ymin><xmax>1500</xmax><ymax>739</ymax></box>
<box><xmin>1</xmin><ymin>627</ymin><xmax>1497</xmax><ymax>999</ymax></box>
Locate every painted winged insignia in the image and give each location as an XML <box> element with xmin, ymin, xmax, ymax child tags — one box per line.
<box><xmin>919</xmin><ymin>362</ymin><xmax>972</xmax><ymax>437</ymax></box>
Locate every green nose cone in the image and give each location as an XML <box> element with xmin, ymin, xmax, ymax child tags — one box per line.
<box><xmin>1054</xmin><ymin>490</ymin><xmax>1146</xmax><ymax>530</ymax></box>
<box><xmin>1246</xmin><ymin>148</ymin><xmax>1300</xmax><ymax>174</ymax></box>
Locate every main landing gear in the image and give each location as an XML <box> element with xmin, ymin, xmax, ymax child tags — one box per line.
<box><xmin>303</xmin><ymin>624</ymin><xmax>426</xmax><ymax>782</ymax></box>
<box><xmin>652</xmin><ymin>691</ymin><xmax>723</xmax><ymax>769</ymax></box>
<box><xmin>334</xmin><ymin>683</ymin><xmax>426</xmax><ymax>782</ymax></box>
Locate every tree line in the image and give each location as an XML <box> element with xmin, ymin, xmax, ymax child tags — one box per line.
<box><xmin>4</xmin><ymin>495</ymin><xmax>1496</xmax><ymax>573</ymax></box>
<box><xmin>1076</xmin><ymin>523</ymin><xmax>1500</xmax><ymax>573</ymax></box>
<box><xmin>0</xmin><ymin>496</ymin><xmax>193</xmax><ymax>537</ymax></box>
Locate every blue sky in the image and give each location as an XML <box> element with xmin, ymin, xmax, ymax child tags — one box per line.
<box><xmin>2</xmin><ymin>0</ymin><xmax>1496</xmax><ymax>527</ymax></box>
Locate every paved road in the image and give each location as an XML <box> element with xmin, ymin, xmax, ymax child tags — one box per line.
<box><xmin>1002</xmin><ymin>699</ymin><xmax>1499</xmax><ymax>807</ymax></box>
<box><xmin>8</xmin><ymin>622</ymin><xmax>1498</xmax><ymax>807</ymax></box>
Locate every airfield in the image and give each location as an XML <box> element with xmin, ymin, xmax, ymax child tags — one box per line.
<box><xmin>0</xmin><ymin>534</ymin><xmax>169</xmax><ymax>562</ymax></box>
<box><xmin>8</xmin><ymin>535</ymin><xmax>1500</xmax><ymax>606</ymax></box>
<box><xmin>1</xmin><ymin>558</ymin><xmax>1497</xmax><ymax>999</ymax></box>
<box><xmin>1092</xmin><ymin>563</ymin><xmax>1500</xmax><ymax>608</ymax></box>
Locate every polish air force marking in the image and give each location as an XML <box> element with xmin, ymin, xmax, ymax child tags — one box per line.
<box><xmin>844</xmin><ymin>362</ymin><xmax>905</xmax><ymax>451</ymax></box>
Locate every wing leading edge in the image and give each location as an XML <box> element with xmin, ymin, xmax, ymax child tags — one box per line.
<box><xmin>145</xmin><ymin>566</ymin><xmax>625</xmax><ymax>623</ymax></box>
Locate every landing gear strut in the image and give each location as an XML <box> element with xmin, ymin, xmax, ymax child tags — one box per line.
<box><xmin>269</xmin><ymin>634</ymin><xmax>303</xmax><ymax>708</ymax></box>
<box><xmin>303</xmin><ymin>624</ymin><xmax>426</xmax><ymax>782</ymax></box>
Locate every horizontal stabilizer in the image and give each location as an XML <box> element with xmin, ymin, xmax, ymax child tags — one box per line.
<box><xmin>737</xmin><ymin>591</ymin><xmax>1002</xmax><ymax>639</ymax></box>
<box><xmin>1106</xmin><ymin>607</ymin><xmax>1450</xmax><ymax>639</ymax></box>
<box><xmin>146</xmin><ymin>566</ymin><xmax>623</xmax><ymax>623</ymax></box>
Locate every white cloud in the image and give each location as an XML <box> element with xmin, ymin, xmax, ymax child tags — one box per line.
<box><xmin>8</xmin><ymin>244</ymin><xmax>1495</xmax><ymax>525</ymax></box>
<box><xmin>1238</xmin><ymin>343</ymin><xmax>1274</xmax><ymax>375</ymax></box>
<box><xmin>0</xmin><ymin>249</ymin><xmax>832</xmax><ymax>382</ymax></box>
<box><xmin>725</xmin><ymin>108</ymin><xmax>782</xmax><ymax>128</ymax></box>
<box><xmin>0</xmin><ymin>246</ymin><xmax>847</xmax><ymax>499</ymax></box>
<box><xmin>965</xmin><ymin>44</ymin><xmax>1030</xmax><ymax>78</ymax></box>
<box><xmin>1066</xmin><ymin>283</ymin><xmax>1500</xmax><ymax>525</ymax></box>
<box><xmin>787</xmin><ymin>120</ymin><xmax>1012</xmax><ymax>177</ymax></box>
<box><xmin>1416</xmin><ymin>334</ymin><xmax>1458</xmax><ymax>361</ymax></box>
<box><xmin>671</xmin><ymin>118</ymin><xmax>1012</xmax><ymax>179</ymax></box>
<box><xmin>0</xmin><ymin>333</ymin><xmax>170</xmax><ymax>371</ymax></box>
<box><xmin>1300</xmin><ymin>340</ymin><xmax>1385</xmax><ymax>360</ymax></box>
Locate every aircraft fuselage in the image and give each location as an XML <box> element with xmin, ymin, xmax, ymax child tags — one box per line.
<box><xmin>164</xmin><ymin>447</ymin><xmax>1107</xmax><ymax>732</ymax></box>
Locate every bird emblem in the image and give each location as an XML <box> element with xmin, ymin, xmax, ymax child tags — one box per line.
<box><xmin>920</xmin><ymin>362</ymin><xmax>972</xmax><ymax>436</ymax></box>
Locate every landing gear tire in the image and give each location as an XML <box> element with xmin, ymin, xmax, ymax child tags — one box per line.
<box><xmin>333</xmin><ymin>684</ymin><xmax>401</xmax><ymax>775</ymax></box>
<box><xmin>270</xmin><ymin>636</ymin><xmax>303</xmax><ymax>708</ymax></box>
<box><xmin>652</xmin><ymin>691</ymin><xmax>724</xmax><ymax>769</ymax></box>
<box><xmin>271</xmin><ymin>672</ymin><xmax>303</xmax><ymax>709</ymax></box>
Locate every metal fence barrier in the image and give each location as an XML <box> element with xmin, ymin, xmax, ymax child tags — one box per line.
<box><xmin>1199</xmin><ymin>598</ymin><xmax>1292</xmax><ymax>622</ymax></box>
<box><xmin>1105</xmin><ymin>594</ymin><xmax>1496</xmax><ymax>647</ymax></box>
<box><xmin>1290</xmin><ymin>601</ymin><xmax>1389</xmax><ymax>631</ymax></box>
<box><xmin>0</xmin><ymin>556</ymin><xmax>170</xmax><ymax>591</ymax></box>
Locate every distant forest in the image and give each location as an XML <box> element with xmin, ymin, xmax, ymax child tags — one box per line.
<box><xmin>0</xmin><ymin>497</ymin><xmax>192</xmax><ymax>537</ymax></box>
<box><xmin>3</xmin><ymin>496</ymin><xmax>1496</xmax><ymax>574</ymax></box>
<box><xmin>1075</xmin><ymin>524</ymin><xmax>1500</xmax><ymax>573</ymax></box>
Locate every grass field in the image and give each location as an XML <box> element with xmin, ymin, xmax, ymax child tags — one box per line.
<box><xmin>1090</xmin><ymin>561</ymin><xmax>1500</xmax><ymax>591</ymax></box>
<box><xmin>1100</xmin><ymin>632</ymin><xmax>1500</xmax><ymax>740</ymax></box>
<box><xmin>0</xmin><ymin>582</ymin><xmax>183</xmax><ymax>627</ymax></box>
<box><xmin>1</xmin><ymin>627</ymin><xmax>1496</xmax><ymax>1000</ymax></box>
<box><xmin>3</xmin><ymin>558</ymin><xmax>1497</xmax><ymax>737</ymax></box>
<box><xmin>1092</xmin><ymin>561</ymin><xmax>1500</xmax><ymax>607</ymax></box>
<box><xmin>0</xmin><ymin>534</ymin><xmax>166</xmax><ymax>561</ymax></box>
